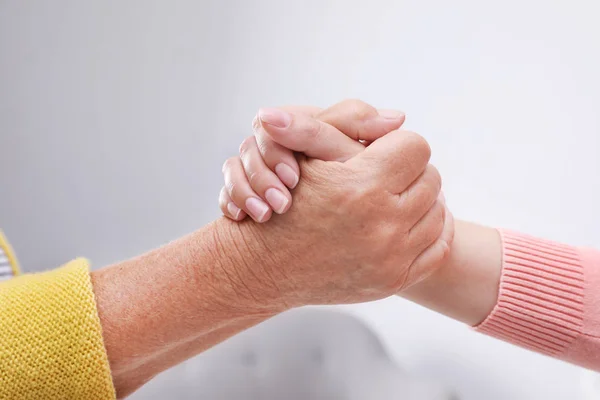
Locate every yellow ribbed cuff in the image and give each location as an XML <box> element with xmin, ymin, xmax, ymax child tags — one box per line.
<box><xmin>0</xmin><ymin>259</ymin><xmax>116</xmax><ymax>400</ymax></box>
<box><xmin>0</xmin><ymin>230</ymin><xmax>20</xmax><ymax>276</ymax></box>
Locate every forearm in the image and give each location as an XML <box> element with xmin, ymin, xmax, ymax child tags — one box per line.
<box><xmin>403</xmin><ymin>220</ymin><xmax>600</xmax><ymax>372</ymax></box>
<box><xmin>401</xmin><ymin>220</ymin><xmax>502</xmax><ymax>326</ymax></box>
<box><xmin>92</xmin><ymin>218</ymin><xmax>280</xmax><ymax>398</ymax></box>
<box><xmin>107</xmin><ymin>317</ymin><xmax>266</xmax><ymax>397</ymax></box>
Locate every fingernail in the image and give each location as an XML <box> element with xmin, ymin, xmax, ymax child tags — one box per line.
<box><xmin>275</xmin><ymin>163</ymin><xmax>299</xmax><ymax>189</ymax></box>
<box><xmin>258</xmin><ymin>108</ymin><xmax>292</xmax><ymax>128</ymax></box>
<box><xmin>378</xmin><ymin>109</ymin><xmax>405</xmax><ymax>120</ymax></box>
<box><xmin>265</xmin><ymin>188</ymin><xmax>289</xmax><ymax>214</ymax></box>
<box><xmin>246</xmin><ymin>197</ymin><xmax>270</xmax><ymax>222</ymax></box>
<box><xmin>227</xmin><ymin>202</ymin><xmax>242</xmax><ymax>219</ymax></box>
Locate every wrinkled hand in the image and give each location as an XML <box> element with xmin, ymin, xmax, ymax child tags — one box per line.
<box><xmin>219</xmin><ymin>100</ymin><xmax>453</xmax><ymax>308</ymax></box>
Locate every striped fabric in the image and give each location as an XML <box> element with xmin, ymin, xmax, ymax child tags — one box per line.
<box><xmin>0</xmin><ymin>231</ymin><xmax>17</xmax><ymax>281</ymax></box>
<box><xmin>0</xmin><ymin>247</ymin><xmax>14</xmax><ymax>281</ymax></box>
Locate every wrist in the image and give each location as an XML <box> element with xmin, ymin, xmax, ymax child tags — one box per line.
<box><xmin>401</xmin><ymin>220</ymin><xmax>502</xmax><ymax>325</ymax></box>
<box><xmin>201</xmin><ymin>217</ymin><xmax>293</xmax><ymax>317</ymax></box>
<box><xmin>93</xmin><ymin>219</ymin><xmax>287</xmax><ymax>397</ymax></box>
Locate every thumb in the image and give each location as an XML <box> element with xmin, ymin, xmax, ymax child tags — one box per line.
<box><xmin>257</xmin><ymin>106</ymin><xmax>404</xmax><ymax>162</ymax></box>
<box><xmin>257</xmin><ymin>108</ymin><xmax>364</xmax><ymax>162</ymax></box>
<box><xmin>316</xmin><ymin>99</ymin><xmax>405</xmax><ymax>142</ymax></box>
<box><xmin>349</xmin><ymin>129</ymin><xmax>432</xmax><ymax>193</ymax></box>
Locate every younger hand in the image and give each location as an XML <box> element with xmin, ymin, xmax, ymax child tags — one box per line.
<box><xmin>220</xmin><ymin>99</ymin><xmax>406</xmax><ymax>222</ymax></box>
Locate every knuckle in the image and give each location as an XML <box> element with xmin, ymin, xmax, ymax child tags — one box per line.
<box><xmin>219</xmin><ymin>186</ymin><xmax>227</xmax><ymax>201</ymax></box>
<box><xmin>256</xmin><ymin>136</ymin><xmax>275</xmax><ymax>157</ymax></box>
<box><xmin>418</xmin><ymin>203</ymin><xmax>445</xmax><ymax>244</ymax></box>
<box><xmin>431</xmin><ymin>203</ymin><xmax>446</xmax><ymax>236</ymax></box>
<box><xmin>222</xmin><ymin>157</ymin><xmax>237</xmax><ymax>174</ymax></box>
<box><xmin>227</xmin><ymin>181</ymin><xmax>242</xmax><ymax>199</ymax></box>
<box><xmin>251</xmin><ymin>115</ymin><xmax>260</xmax><ymax>131</ymax></box>
<box><xmin>219</xmin><ymin>198</ymin><xmax>228</xmax><ymax>214</ymax></box>
<box><xmin>425</xmin><ymin>164</ymin><xmax>442</xmax><ymax>193</ymax></box>
<box><xmin>408</xmin><ymin>185</ymin><xmax>432</xmax><ymax>211</ymax></box>
<box><xmin>307</xmin><ymin>119</ymin><xmax>324</xmax><ymax>140</ymax></box>
<box><xmin>239</xmin><ymin>136</ymin><xmax>255</xmax><ymax>156</ymax></box>
<box><xmin>255</xmin><ymin>139</ymin><xmax>280</xmax><ymax>169</ymax></box>
<box><xmin>340</xmin><ymin>98</ymin><xmax>366</xmax><ymax>108</ymax></box>
<box><xmin>403</xmin><ymin>131</ymin><xmax>431</xmax><ymax>164</ymax></box>
<box><xmin>342</xmin><ymin>98</ymin><xmax>377</xmax><ymax>120</ymax></box>
<box><xmin>247</xmin><ymin>170</ymin><xmax>269</xmax><ymax>188</ymax></box>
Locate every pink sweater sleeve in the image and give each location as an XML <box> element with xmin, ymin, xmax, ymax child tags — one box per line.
<box><xmin>475</xmin><ymin>230</ymin><xmax>600</xmax><ymax>371</ymax></box>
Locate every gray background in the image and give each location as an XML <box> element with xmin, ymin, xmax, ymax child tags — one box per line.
<box><xmin>1</xmin><ymin>0</ymin><xmax>600</xmax><ymax>399</ymax></box>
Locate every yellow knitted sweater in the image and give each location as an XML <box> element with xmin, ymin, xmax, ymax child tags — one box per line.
<box><xmin>0</xmin><ymin>231</ymin><xmax>116</xmax><ymax>400</ymax></box>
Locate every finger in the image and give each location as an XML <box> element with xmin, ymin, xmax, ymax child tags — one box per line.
<box><xmin>317</xmin><ymin>99</ymin><xmax>405</xmax><ymax>141</ymax></box>
<box><xmin>279</xmin><ymin>105</ymin><xmax>323</xmax><ymax>117</ymax></box>
<box><xmin>253</xmin><ymin>101</ymin><xmax>403</xmax><ymax>181</ymax></box>
<box><xmin>219</xmin><ymin>186</ymin><xmax>247</xmax><ymax>221</ymax></box>
<box><xmin>350</xmin><ymin>130</ymin><xmax>431</xmax><ymax>193</ymax></box>
<box><xmin>253</xmin><ymin>116</ymin><xmax>300</xmax><ymax>189</ymax></box>
<box><xmin>222</xmin><ymin>157</ymin><xmax>272</xmax><ymax>223</ymax></box>
<box><xmin>251</xmin><ymin>105</ymin><xmax>323</xmax><ymax>189</ymax></box>
<box><xmin>397</xmin><ymin>164</ymin><xmax>442</xmax><ymax>226</ymax></box>
<box><xmin>404</xmin><ymin>201</ymin><xmax>455</xmax><ymax>289</ymax></box>
<box><xmin>257</xmin><ymin>107</ymin><xmax>365</xmax><ymax>162</ymax></box>
<box><xmin>239</xmin><ymin>136</ymin><xmax>292</xmax><ymax>214</ymax></box>
<box><xmin>407</xmin><ymin>199</ymin><xmax>446</xmax><ymax>253</ymax></box>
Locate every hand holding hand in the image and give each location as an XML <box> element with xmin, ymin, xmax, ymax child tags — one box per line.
<box><xmin>220</xmin><ymin>99</ymin><xmax>407</xmax><ymax>222</ymax></box>
<box><xmin>219</xmin><ymin>100</ymin><xmax>453</xmax><ymax>308</ymax></box>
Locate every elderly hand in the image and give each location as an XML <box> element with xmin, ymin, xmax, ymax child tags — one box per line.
<box><xmin>218</xmin><ymin>100</ymin><xmax>453</xmax><ymax>309</ymax></box>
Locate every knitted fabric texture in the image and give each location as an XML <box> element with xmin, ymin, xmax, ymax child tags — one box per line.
<box><xmin>0</xmin><ymin>259</ymin><xmax>116</xmax><ymax>400</ymax></box>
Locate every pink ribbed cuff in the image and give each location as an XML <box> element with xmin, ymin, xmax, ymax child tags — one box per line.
<box><xmin>476</xmin><ymin>230</ymin><xmax>584</xmax><ymax>356</ymax></box>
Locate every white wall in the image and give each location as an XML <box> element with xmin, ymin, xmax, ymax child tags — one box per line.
<box><xmin>1</xmin><ymin>1</ymin><xmax>599</xmax><ymax>398</ymax></box>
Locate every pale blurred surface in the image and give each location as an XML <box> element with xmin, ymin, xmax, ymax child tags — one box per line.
<box><xmin>1</xmin><ymin>1</ymin><xmax>599</xmax><ymax>399</ymax></box>
<box><xmin>129</xmin><ymin>308</ymin><xmax>456</xmax><ymax>400</ymax></box>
